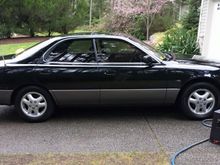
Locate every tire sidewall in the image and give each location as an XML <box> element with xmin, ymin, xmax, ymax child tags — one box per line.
<box><xmin>15</xmin><ymin>86</ymin><xmax>54</xmax><ymax>122</ymax></box>
<box><xmin>181</xmin><ymin>82</ymin><xmax>220</xmax><ymax>119</ymax></box>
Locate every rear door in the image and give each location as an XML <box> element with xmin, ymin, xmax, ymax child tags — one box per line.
<box><xmin>95</xmin><ymin>38</ymin><xmax>167</xmax><ymax>105</ymax></box>
<box><xmin>34</xmin><ymin>38</ymin><xmax>100</xmax><ymax>105</ymax></box>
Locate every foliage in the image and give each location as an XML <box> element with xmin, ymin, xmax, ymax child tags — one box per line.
<box><xmin>150</xmin><ymin>3</ymin><xmax>176</xmax><ymax>34</ymax></box>
<box><xmin>0</xmin><ymin>0</ymin><xmax>16</xmax><ymax>38</ymax></box>
<box><xmin>103</xmin><ymin>2</ymin><xmax>176</xmax><ymax>40</ymax></box>
<box><xmin>157</xmin><ymin>25</ymin><xmax>200</xmax><ymax>58</ymax></box>
<box><xmin>0</xmin><ymin>0</ymin><xmax>89</xmax><ymax>37</ymax></box>
<box><xmin>111</xmin><ymin>0</ymin><xmax>169</xmax><ymax>40</ymax></box>
<box><xmin>182</xmin><ymin>0</ymin><xmax>201</xmax><ymax>30</ymax></box>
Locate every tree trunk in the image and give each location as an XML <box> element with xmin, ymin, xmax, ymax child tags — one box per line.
<box><xmin>62</xmin><ymin>26</ymin><xmax>68</xmax><ymax>34</ymax></box>
<box><xmin>89</xmin><ymin>0</ymin><xmax>93</xmax><ymax>27</ymax></box>
<box><xmin>146</xmin><ymin>27</ymin><xmax>150</xmax><ymax>41</ymax></box>
<box><xmin>144</xmin><ymin>16</ymin><xmax>150</xmax><ymax>41</ymax></box>
<box><xmin>30</xmin><ymin>28</ymin><xmax>35</xmax><ymax>37</ymax></box>
<box><xmin>6</xmin><ymin>30</ymin><xmax>11</xmax><ymax>38</ymax></box>
<box><xmin>48</xmin><ymin>28</ymin><xmax>51</xmax><ymax>37</ymax></box>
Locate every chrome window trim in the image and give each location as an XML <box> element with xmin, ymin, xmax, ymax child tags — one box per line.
<box><xmin>50</xmin><ymin>88</ymin><xmax>179</xmax><ymax>91</ymax></box>
<box><xmin>97</xmin><ymin>62</ymin><xmax>146</xmax><ymax>65</ymax></box>
<box><xmin>40</xmin><ymin>36</ymin><xmax>163</xmax><ymax>65</ymax></box>
<box><xmin>6</xmin><ymin>63</ymin><xmax>149</xmax><ymax>68</ymax></box>
<box><xmin>6</xmin><ymin>64</ymin><xmax>38</xmax><ymax>67</ymax></box>
<box><xmin>47</xmin><ymin>62</ymin><xmax>98</xmax><ymax>65</ymax></box>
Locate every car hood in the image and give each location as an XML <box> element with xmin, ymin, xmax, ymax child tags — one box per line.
<box><xmin>164</xmin><ymin>59</ymin><xmax>220</xmax><ymax>71</ymax></box>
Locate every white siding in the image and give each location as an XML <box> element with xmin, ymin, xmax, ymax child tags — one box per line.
<box><xmin>198</xmin><ymin>0</ymin><xmax>209</xmax><ymax>38</ymax></box>
<box><xmin>197</xmin><ymin>0</ymin><xmax>209</xmax><ymax>54</ymax></box>
<box><xmin>194</xmin><ymin>0</ymin><xmax>220</xmax><ymax>62</ymax></box>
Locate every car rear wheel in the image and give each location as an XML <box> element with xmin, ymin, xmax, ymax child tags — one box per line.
<box><xmin>15</xmin><ymin>86</ymin><xmax>54</xmax><ymax>122</ymax></box>
<box><xmin>180</xmin><ymin>82</ymin><xmax>220</xmax><ymax>119</ymax></box>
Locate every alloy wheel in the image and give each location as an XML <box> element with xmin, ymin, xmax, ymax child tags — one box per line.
<box><xmin>20</xmin><ymin>92</ymin><xmax>47</xmax><ymax>118</ymax></box>
<box><xmin>187</xmin><ymin>88</ymin><xmax>215</xmax><ymax>115</ymax></box>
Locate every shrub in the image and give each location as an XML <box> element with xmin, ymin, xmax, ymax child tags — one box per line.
<box><xmin>157</xmin><ymin>25</ymin><xmax>200</xmax><ymax>58</ymax></box>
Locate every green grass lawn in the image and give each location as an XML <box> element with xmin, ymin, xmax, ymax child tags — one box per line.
<box><xmin>0</xmin><ymin>42</ymin><xmax>38</xmax><ymax>56</ymax></box>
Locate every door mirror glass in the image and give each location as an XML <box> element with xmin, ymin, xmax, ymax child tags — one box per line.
<box><xmin>143</xmin><ymin>55</ymin><xmax>156</xmax><ymax>65</ymax></box>
<box><xmin>163</xmin><ymin>52</ymin><xmax>176</xmax><ymax>61</ymax></box>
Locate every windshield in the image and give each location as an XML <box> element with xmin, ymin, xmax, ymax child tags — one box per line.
<box><xmin>13</xmin><ymin>37</ymin><xmax>62</xmax><ymax>62</ymax></box>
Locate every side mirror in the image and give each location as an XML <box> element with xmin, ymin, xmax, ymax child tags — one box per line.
<box><xmin>164</xmin><ymin>52</ymin><xmax>176</xmax><ymax>60</ymax></box>
<box><xmin>143</xmin><ymin>55</ymin><xmax>155</xmax><ymax>66</ymax></box>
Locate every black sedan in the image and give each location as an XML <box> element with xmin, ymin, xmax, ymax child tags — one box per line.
<box><xmin>0</xmin><ymin>33</ymin><xmax>220</xmax><ymax>122</ymax></box>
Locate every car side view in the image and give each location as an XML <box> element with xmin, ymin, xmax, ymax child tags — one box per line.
<box><xmin>0</xmin><ymin>33</ymin><xmax>220</xmax><ymax>122</ymax></box>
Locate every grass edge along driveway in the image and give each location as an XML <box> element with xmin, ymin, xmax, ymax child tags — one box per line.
<box><xmin>0</xmin><ymin>152</ymin><xmax>169</xmax><ymax>165</ymax></box>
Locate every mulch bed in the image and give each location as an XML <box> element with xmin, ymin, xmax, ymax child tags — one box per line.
<box><xmin>0</xmin><ymin>37</ymin><xmax>50</xmax><ymax>45</ymax></box>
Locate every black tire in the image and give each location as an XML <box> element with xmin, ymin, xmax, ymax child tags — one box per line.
<box><xmin>15</xmin><ymin>86</ymin><xmax>54</xmax><ymax>122</ymax></box>
<box><xmin>179</xmin><ymin>82</ymin><xmax>220</xmax><ymax>119</ymax></box>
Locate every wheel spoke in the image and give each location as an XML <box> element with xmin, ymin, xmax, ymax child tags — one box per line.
<box><xmin>194</xmin><ymin>105</ymin><xmax>201</xmax><ymax>112</ymax></box>
<box><xmin>201</xmin><ymin>105</ymin><xmax>207</xmax><ymax>112</ymax></box>
<box><xmin>36</xmin><ymin>96</ymin><xmax>43</xmax><ymax>102</ymax></box>
<box><xmin>22</xmin><ymin>98</ymin><xmax>30</xmax><ymax>106</ymax></box>
<box><xmin>27</xmin><ymin>94</ymin><xmax>35</xmax><ymax>101</ymax></box>
<box><xmin>38</xmin><ymin>102</ymin><xmax>46</xmax><ymax>108</ymax></box>
<box><xmin>33</xmin><ymin>109</ymin><xmax>40</xmax><ymax>115</ymax></box>
<box><xmin>202</xmin><ymin>92</ymin><xmax>210</xmax><ymax>99</ymax></box>
<box><xmin>193</xmin><ymin>92</ymin><xmax>201</xmax><ymax>99</ymax></box>
<box><xmin>189</xmin><ymin>98</ymin><xmax>197</xmax><ymax>104</ymax></box>
<box><xmin>27</xmin><ymin>107</ymin><xmax>33</xmax><ymax>114</ymax></box>
<box><xmin>206</xmin><ymin>98</ymin><xmax>214</xmax><ymax>104</ymax></box>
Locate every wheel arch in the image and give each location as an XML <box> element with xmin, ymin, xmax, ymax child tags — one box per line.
<box><xmin>175</xmin><ymin>77</ymin><xmax>220</xmax><ymax>104</ymax></box>
<box><xmin>11</xmin><ymin>84</ymin><xmax>56</xmax><ymax>105</ymax></box>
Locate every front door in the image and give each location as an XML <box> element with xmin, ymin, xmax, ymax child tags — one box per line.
<box><xmin>34</xmin><ymin>38</ymin><xmax>100</xmax><ymax>105</ymax></box>
<box><xmin>95</xmin><ymin>38</ymin><xmax>167</xmax><ymax>105</ymax></box>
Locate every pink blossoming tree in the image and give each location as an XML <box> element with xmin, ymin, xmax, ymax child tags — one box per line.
<box><xmin>111</xmin><ymin>0</ymin><xmax>169</xmax><ymax>40</ymax></box>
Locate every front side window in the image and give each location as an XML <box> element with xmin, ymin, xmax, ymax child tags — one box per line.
<box><xmin>96</xmin><ymin>39</ymin><xmax>147</xmax><ymax>63</ymax></box>
<box><xmin>45</xmin><ymin>39</ymin><xmax>96</xmax><ymax>63</ymax></box>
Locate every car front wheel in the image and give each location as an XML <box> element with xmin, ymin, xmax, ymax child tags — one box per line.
<box><xmin>180</xmin><ymin>82</ymin><xmax>220</xmax><ymax>119</ymax></box>
<box><xmin>15</xmin><ymin>86</ymin><xmax>54</xmax><ymax>122</ymax></box>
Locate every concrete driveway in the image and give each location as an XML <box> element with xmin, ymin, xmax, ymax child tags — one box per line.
<box><xmin>0</xmin><ymin>105</ymin><xmax>219</xmax><ymax>165</ymax></box>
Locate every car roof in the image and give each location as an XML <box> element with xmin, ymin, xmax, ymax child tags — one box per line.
<box><xmin>52</xmin><ymin>32</ymin><xmax>131</xmax><ymax>40</ymax></box>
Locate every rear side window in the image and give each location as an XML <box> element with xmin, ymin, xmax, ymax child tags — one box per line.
<box><xmin>45</xmin><ymin>39</ymin><xmax>96</xmax><ymax>63</ymax></box>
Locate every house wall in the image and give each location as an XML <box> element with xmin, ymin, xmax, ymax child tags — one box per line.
<box><xmin>196</xmin><ymin>0</ymin><xmax>220</xmax><ymax>62</ymax></box>
<box><xmin>197</xmin><ymin>0</ymin><xmax>209</xmax><ymax>53</ymax></box>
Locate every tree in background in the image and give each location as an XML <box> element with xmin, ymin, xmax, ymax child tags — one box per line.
<box><xmin>0</xmin><ymin>0</ymin><xmax>16</xmax><ymax>38</ymax></box>
<box><xmin>52</xmin><ymin>0</ymin><xmax>88</xmax><ymax>34</ymax></box>
<box><xmin>182</xmin><ymin>0</ymin><xmax>201</xmax><ymax>30</ymax></box>
<box><xmin>0</xmin><ymin>0</ymin><xmax>89</xmax><ymax>37</ymax></box>
<box><xmin>112</xmin><ymin>0</ymin><xmax>169</xmax><ymax>40</ymax></box>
